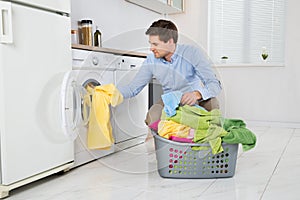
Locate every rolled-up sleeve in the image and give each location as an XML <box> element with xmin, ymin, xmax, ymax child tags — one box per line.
<box><xmin>190</xmin><ymin>47</ymin><xmax>222</xmax><ymax>100</ymax></box>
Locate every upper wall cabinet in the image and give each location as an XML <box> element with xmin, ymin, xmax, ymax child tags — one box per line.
<box><xmin>125</xmin><ymin>0</ymin><xmax>184</xmax><ymax>15</ymax></box>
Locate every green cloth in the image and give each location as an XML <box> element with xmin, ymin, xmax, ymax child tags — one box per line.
<box><xmin>222</xmin><ymin>118</ymin><xmax>256</xmax><ymax>151</ymax></box>
<box><xmin>161</xmin><ymin>105</ymin><xmax>222</xmax><ymax>129</ymax></box>
<box><xmin>193</xmin><ymin>124</ymin><xmax>228</xmax><ymax>153</ymax></box>
<box><xmin>162</xmin><ymin>105</ymin><xmax>226</xmax><ymax>154</ymax></box>
<box><xmin>162</xmin><ymin>105</ymin><xmax>256</xmax><ymax>154</ymax></box>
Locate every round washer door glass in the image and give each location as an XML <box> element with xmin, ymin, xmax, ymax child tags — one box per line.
<box><xmin>61</xmin><ymin>71</ymin><xmax>91</xmax><ymax>140</ymax></box>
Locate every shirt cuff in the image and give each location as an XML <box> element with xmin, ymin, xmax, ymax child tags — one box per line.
<box><xmin>192</xmin><ymin>85</ymin><xmax>211</xmax><ymax>100</ymax></box>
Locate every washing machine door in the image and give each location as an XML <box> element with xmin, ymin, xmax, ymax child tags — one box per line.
<box><xmin>60</xmin><ymin>71</ymin><xmax>91</xmax><ymax>140</ymax></box>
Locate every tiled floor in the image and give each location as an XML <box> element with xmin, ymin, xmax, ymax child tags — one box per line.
<box><xmin>7</xmin><ymin>126</ymin><xmax>300</xmax><ymax>200</ymax></box>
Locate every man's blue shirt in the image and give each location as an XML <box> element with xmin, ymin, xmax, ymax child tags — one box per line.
<box><xmin>118</xmin><ymin>44</ymin><xmax>221</xmax><ymax>100</ymax></box>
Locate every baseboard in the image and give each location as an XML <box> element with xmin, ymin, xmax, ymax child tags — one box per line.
<box><xmin>244</xmin><ymin>120</ymin><xmax>300</xmax><ymax>129</ymax></box>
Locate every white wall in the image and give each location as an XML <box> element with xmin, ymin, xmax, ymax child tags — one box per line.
<box><xmin>214</xmin><ymin>0</ymin><xmax>300</xmax><ymax>127</ymax></box>
<box><xmin>71</xmin><ymin>0</ymin><xmax>161</xmax><ymax>52</ymax></box>
<box><xmin>71</xmin><ymin>0</ymin><xmax>300</xmax><ymax>127</ymax></box>
<box><xmin>70</xmin><ymin>0</ymin><xmax>205</xmax><ymax>52</ymax></box>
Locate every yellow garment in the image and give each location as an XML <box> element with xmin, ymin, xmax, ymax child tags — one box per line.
<box><xmin>87</xmin><ymin>84</ymin><xmax>123</xmax><ymax>149</ymax></box>
<box><xmin>158</xmin><ymin>120</ymin><xmax>191</xmax><ymax>139</ymax></box>
<box><xmin>82</xmin><ymin>85</ymin><xmax>93</xmax><ymax>125</ymax></box>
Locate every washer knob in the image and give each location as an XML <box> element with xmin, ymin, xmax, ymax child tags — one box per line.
<box><xmin>92</xmin><ymin>57</ymin><xmax>99</xmax><ymax>65</ymax></box>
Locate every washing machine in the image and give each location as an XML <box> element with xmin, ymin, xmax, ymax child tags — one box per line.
<box><xmin>112</xmin><ymin>56</ymin><xmax>148</xmax><ymax>151</ymax></box>
<box><xmin>70</xmin><ymin>49</ymin><xmax>118</xmax><ymax>167</ymax></box>
<box><xmin>70</xmin><ymin>49</ymin><xmax>148</xmax><ymax>167</ymax></box>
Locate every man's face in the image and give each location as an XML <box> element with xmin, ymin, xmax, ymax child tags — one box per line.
<box><xmin>148</xmin><ymin>35</ymin><xmax>173</xmax><ymax>59</ymax></box>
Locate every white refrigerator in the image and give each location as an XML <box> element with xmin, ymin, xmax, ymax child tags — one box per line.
<box><xmin>0</xmin><ymin>0</ymin><xmax>74</xmax><ymax>198</ymax></box>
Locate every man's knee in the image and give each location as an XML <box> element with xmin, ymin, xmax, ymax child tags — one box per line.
<box><xmin>145</xmin><ymin>102</ymin><xmax>164</xmax><ymax>125</ymax></box>
<box><xmin>199</xmin><ymin>97</ymin><xmax>219</xmax><ymax>111</ymax></box>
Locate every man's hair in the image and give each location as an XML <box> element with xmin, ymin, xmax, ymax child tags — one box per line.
<box><xmin>145</xmin><ymin>19</ymin><xmax>178</xmax><ymax>44</ymax></box>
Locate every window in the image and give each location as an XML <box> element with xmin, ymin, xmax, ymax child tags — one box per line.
<box><xmin>208</xmin><ymin>0</ymin><xmax>286</xmax><ymax>65</ymax></box>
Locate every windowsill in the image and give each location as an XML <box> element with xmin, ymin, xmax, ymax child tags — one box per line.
<box><xmin>214</xmin><ymin>63</ymin><xmax>285</xmax><ymax>68</ymax></box>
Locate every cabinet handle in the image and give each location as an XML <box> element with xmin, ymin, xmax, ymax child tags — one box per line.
<box><xmin>0</xmin><ymin>1</ymin><xmax>13</xmax><ymax>44</ymax></box>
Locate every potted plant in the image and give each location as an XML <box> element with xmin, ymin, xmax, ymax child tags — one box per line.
<box><xmin>221</xmin><ymin>56</ymin><xmax>228</xmax><ymax>63</ymax></box>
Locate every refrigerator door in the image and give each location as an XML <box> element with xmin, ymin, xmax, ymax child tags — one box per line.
<box><xmin>10</xmin><ymin>0</ymin><xmax>70</xmax><ymax>13</ymax></box>
<box><xmin>0</xmin><ymin>2</ymin><xmax>73</xmax><ymax>184</ymax></box>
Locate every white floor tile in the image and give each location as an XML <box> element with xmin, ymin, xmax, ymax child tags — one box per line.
<box><xmin>7</xmin><ymin>127</ymin><xmax>300</xmax><ymax>200</ymax></box>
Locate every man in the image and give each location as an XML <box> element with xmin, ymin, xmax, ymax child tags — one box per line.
<box><xmin>118</xmin><ymin>19</ymin><xmax>221</xmax><ymax>126</ymax></box>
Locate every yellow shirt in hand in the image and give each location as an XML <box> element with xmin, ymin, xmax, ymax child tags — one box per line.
<box><xmin>87</xmin><ymin>84</ymin><xmax>123</xmax><ymax>149</ymax></box>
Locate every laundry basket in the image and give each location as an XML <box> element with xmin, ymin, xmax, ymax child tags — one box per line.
<box><xmin>151</xmin><ymin>130</ymin><xmax>238</xmax><ymax>178</ymax></box>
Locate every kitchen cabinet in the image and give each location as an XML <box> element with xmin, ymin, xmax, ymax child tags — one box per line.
<box><xmin>125</xmin><ymin>0</ymin><xmax>184</xmax><ymax>15</ymax></box>
<box><xmin>171</xmin><ymin>0</ymin><xmax>184</xmax><ymax>11</ymax></box>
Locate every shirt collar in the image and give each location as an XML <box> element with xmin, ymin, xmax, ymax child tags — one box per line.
<box><xmin>160</xmin><ymin>44</ymin><xmax>179</xmax><ymax>64</ymax></box>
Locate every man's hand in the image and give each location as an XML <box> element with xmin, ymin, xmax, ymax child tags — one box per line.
<box><xmin>180</xmin><ymin>91</ymin><xmax>202</xmax><ymax>106</ymax></box>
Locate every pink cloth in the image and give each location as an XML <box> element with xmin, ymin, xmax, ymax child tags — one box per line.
<box><xmin>148</xmin><ymin>119</ymin><xmax>160</xmax><ymax>131</ymax></box>
<box><xmin>169</xmin><ymin>136</ymin><xmax>194</xmax><ymax>143</ymax></box>
<box><xmin>188</xmin><ymin>128</ymin><xmax>195</xmax><ymax>139</ymax></box>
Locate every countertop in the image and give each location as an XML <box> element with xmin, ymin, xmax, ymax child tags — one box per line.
<box><xmin>72</xmin><ymin>44</ymin><xmax>147</xmax><ymax>58</ymax></box>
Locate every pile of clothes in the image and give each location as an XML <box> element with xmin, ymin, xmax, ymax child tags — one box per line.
<box><xmin>149</xmin><ymin>91</ymin><xmax>257</xmax><ymax>155</ymax></box>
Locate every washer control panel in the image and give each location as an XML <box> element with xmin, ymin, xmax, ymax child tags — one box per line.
<box><xmin>116</xmin><ymin>56</ymin><xmax>145</xmax><ymax>71</ymax></box>
<box><xmin>72</xmin><ymin>49</ymin><xmax>118</xmax><ymax>70</ymax></box>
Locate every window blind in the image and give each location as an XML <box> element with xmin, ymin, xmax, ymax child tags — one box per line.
<box><xmin>208</xmin><ymin>0</ymin><xmax>286</xmax><ymax>64</ymax></box>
